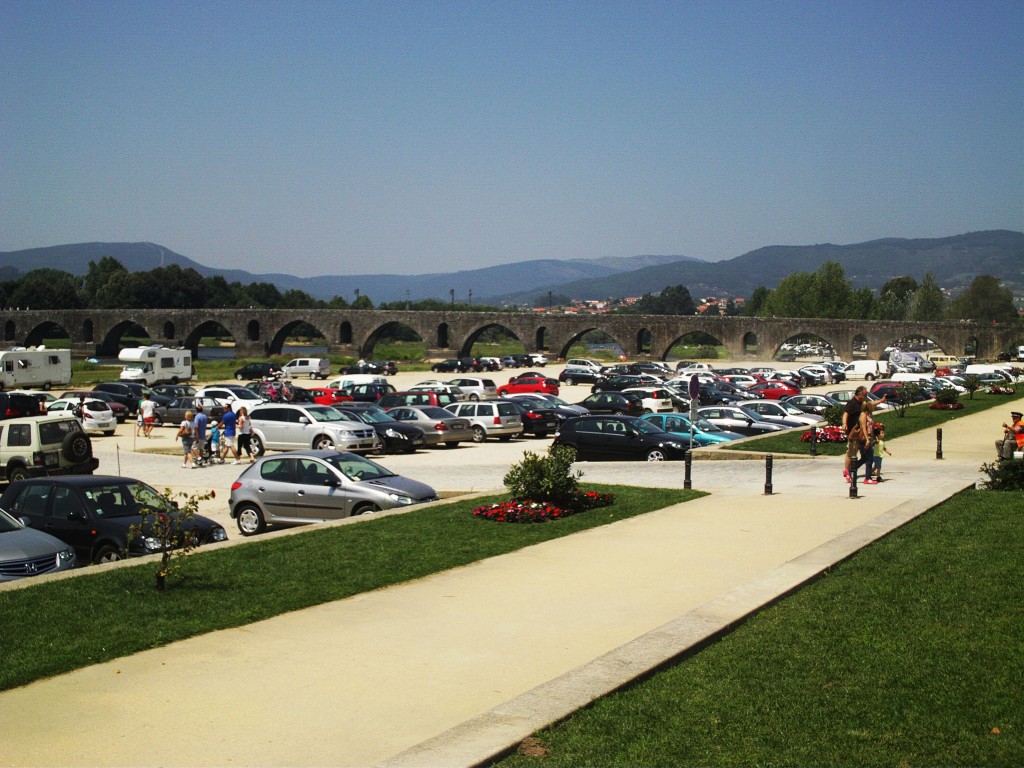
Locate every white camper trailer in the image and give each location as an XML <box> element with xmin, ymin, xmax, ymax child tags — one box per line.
<box><xmin>118</xmin><ymin>345</ymin><xmax>194</xmax><ymax>386</ymax></box>
<box><xmin>0</xmin><ymin>347</ymin><xmax>72</xmax><ymax>391</ymax></box>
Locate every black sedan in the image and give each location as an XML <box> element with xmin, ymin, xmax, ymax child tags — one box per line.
<box><xmin>336</xmin><ymin>404</ymin><xmax>426</xmax><ymax>453</ymax></box>
<box><xmin>0</xmin><ymin>476</ymin><xmax>228</xmax><ymax>565</ymax></box>
<box><xmin>553</xmin><ymin>415</ymin><xmax>689</xmax><ymax>461</ymax></box>
<box><xmin>577</xmin><ymin>392</ymin><xmax>646</xmax><ymax>416</ymax></box>
<box><xmin>154</xmin><ymin>396</ymin><xmax>226</xmax><ymax>426</ymax></box>
<box><xmin>498</xmin><ymin>399</ymin><xmax>560</xmax><ymax>438</ymax></box>
<box><xmin>234</xmin><ymin>361</ymin><xmax>282</xmax><ymax>381</ymax></box>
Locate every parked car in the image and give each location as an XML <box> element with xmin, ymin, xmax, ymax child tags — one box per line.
<box><xmin>280</xmin><ymin>357</ymin><xmax>330</xmax><ymax>380</ymax></box>
<box><xmin>378</xmin><ymin>390</ymin><xmax>461</xmax><ymax>409</ymax></box>
<box><xmin>92</xmin><ymin>381</ymin><xmax>170</xmax><ymax>414</ymax></box>
<box><xmin>869</xmin><ymin>382</ymin><xmax>933</xmax><ymax>403</ymax></box>
<box><xmin>445</xmin><ymin>377</ymin><xmax>498</xmax><ymax>401</ymax></box>
<box><xmin>639</xmin><ymin>413</ymin><xmax>744</xmax><ymax>446</ymax></box>
<box><xmin>499</xmin><ymin>355</ymin><xmax>519</xmax><ymax>368</ymax></box>
<box><xmin>741</xmin><ymin>399</ymin><xmax>822</xmax><ymax>426</ymax></box>
<box><xmin>60</xmin><ymin>391</ymin><xmax>129</xmax><ymax>428</ymax></box>
<box><xmin>477</xmin><ymin>357</ymin><xmax>503</xmax><ymax>371</ymax></box>
<box><xmin>0</xmin><ymin>475</ymin><xmax>227</xmax><ymax>564</ymax></box>
<box><xmin>445</xmin><ymin>401</ymin><xmax>523</xmax><ymax>442</ymax></box>
<box><xmin>827</xmin><ymin>389</ymin><xmax>892</xmax><ymax>411</ymax></box>
<box><xmin>621</xmin><ymin>387</ymin><xmax>675</xmax><ymax>414</ymax></box>
<box><xmin>498</xmin><ymin>398</ymin><xmax>559</xmax><ymax>438</ymax></box>
<box><xmin>502</xmin><ymin>393</ymin><xmax>586</xmax><ymax>423</ymax></box>
<box><xmin>247</xmin><ymin>403</ymin><xmax>381</xmax><ymax>456</ymax></box>
<box><xmin>153</xmin><ymin>396</ymin><xmax>226</xmax><ymax>426</ymax></box>
<box><xmin>150</xmin><ymin>383</ymin><xmax>197</xmax><ymax>400</ymax></box>
<box><xmin>553</xmin><ymin>415</ymin><xmax>689</xmax><ymax>461</ymax></box>
<box><xmin>306</xmin><ymin>386</ymin><xmax>354</xmax><ymax>406</ymax></box>
<box><xmin>695</xmin><ymin>406</ymin><xmax>790</xmax><ymax>436</ymax></box>
<box><xmin>0</xmin><ymin>391</ymin><xmax>47</xmax><ymax>419</ymax></box>
<box><xmin>576</xmin><ymin>392</ymin><xmax>646</xmax><ymax>416</ymax></box>
<box><xmin>194</xmin><ymin>384</ymin><xmax>267</xmax><ymax>409</ymax></box>
<box><xmin>337</xmin><ymin>360</ymin><xmax>398</xmax><ymax>376</ymax></box>
<box><xmin>335</xmin><ymin>403</ymin><xmax>426</xmax><ymax>454</ymax></box>
<box><xmin>0</xmin><ymin>504</ymin><xmax>77</xmax><ymax>582</ymax></box>
<box><xmin>781</xmin><ymin>394</ymin><xmax>841</xmax><ymax>415</ymax></box>
<box><xmin>340</xmin><ymin>382</ymin><xmax>397</xmax><ymax>403</ymax></box>
<box><xmin>234</xmin><ymin>361</ymin><xmax>283</xmax><ymax>381</ymax></box>
<box><xmin>0</xmin><ymin>414</ymin><xmax>98</xmax><ymax>482</ymax></box>
<box><xmin>497</xmin><ymin>376</ymin><xmax>559</xmax><ymax>396</ymax></box>
<box><xmin>528</xmin><ymin>393</ymin><xmax>590</xmax><ymax>417</ymax></box>
<box><xmin>747</xmin><ymin>381</ymin><xmax>801</xmax><ymax>400</ymax></box>
<box><xmin>8</xmin><ymin>390</ymin><xmax>57</xmax><ymax>413</ymax></box>
<box><xmin>558</xmin><ymin>367</ymin><xmax>603</xmax><ymax>385</ymax></box>
<box><xmin>383</xmin><ymin>405</ymin><xmax>474</xmax><ymax>447</ymax></box>
<box><xmin>45</xmin><ymin>397</ymin><xmax>117</xmax><ymax>435</ymax></box>
<box><xmin>430</xmin><ymin>359</ymin><xmax>464</xmax><ymax>373</ymax></box>
<box><xmin>408</xmin><ymin>382</ymin><xmax>468</xmax><ymax>401</ymax></box>
<box><xmin>229</xmin><ymin>450</ymin><xmax>438</xmax><ymax>536</ymax></box>
<box><xmin>591</xmin><ymin>375</ymin><xmax>650</xmax><ymax>393</ymax></box>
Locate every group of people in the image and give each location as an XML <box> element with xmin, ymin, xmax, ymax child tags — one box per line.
<box><xmin>175</xmin><ymin>402</ymin><xmax>255</xmax><ymax>469</ymax></box>
<box><xmin>842</xmin><ymin>386</ymin><xmax>891</xmax><ymax>485</ymax></box>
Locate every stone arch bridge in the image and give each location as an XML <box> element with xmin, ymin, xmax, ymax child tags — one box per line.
<box><xmin>2</xmin><ymin>309</ymin><xmax>1018</xmax><ymax>361</ymax></box>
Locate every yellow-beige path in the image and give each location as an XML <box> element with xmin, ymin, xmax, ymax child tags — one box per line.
<box><xmin>1</xmin><ymin>399</ymin><xmax>1013</xmax><ymax>768</ymax></box>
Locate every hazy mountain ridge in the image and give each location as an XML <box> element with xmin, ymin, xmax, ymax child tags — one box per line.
<box><xmin>1</xmin><ymin>231</ymin><xmax>1020</xmax><ymax>303</ymax></box>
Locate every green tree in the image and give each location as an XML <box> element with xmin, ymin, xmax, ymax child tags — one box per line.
<box><xmin>622</xmin><ymin>284</ymin><xmax>696</xmax><ymax>315</ymax></box>
<box><xmin>83</xmin><ymin>257</ymin><xmax>129</xmax><ymax>307</ymax></box>
<box><xmin>351</xmin><ymin>294</ymin><xmax>374</xmax><ymax>309</ymax></box>
<box><xmin>908</xmin><ymin>273</ymin><xmax>946</xmax><ymax>321</ymax></box>
<box><xmin>761</xmin><ymin>272</ymin><xmax>814</xmax><ymax>317</ymax></box>
<box><xmin>874</xmin><ymin>276</ymin><xmax>919</xmax><ymax>320</ymax></box>
<box><xmin>9</xmin><ymin>269</ymin><xmax>83</xmax><ymax>309</ymax></box>
<box><xmin>949</xmin><ymin>275</ymin><xmax>1017</xmax><ymax>323</ymax></box>
<box><xmin>745</xmin><ymin>286</ymin><xmax>770</xmax><ymax>316</ymax></box>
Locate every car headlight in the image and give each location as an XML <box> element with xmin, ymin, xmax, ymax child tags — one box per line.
<box><xmin>143</xmin><ymin>536</ymin><xmax>164</xmax><ymax>552</ymax></box>
<box><xmin>387</xmin><ymin>493</ymin><xmax>414</xmax><ymax>505</ymax></box>
<box><xmin>210</xmin><ymin>528</ymin><xmax>228</xmax><ymax>542</ymax></box>
<box><xmin>664</xmin><ymin>442</ymin><xmax>683</xmax><ymax>450</ymax></box>
<box><xmin>57</xmin><ymin>548</ymin><xmax>75</xmax><ymax>565</ymax></box>
<box><xmin>385</xmin><ymin>428</ymin><xmax>406</xmax><ymax>439</ymax></box>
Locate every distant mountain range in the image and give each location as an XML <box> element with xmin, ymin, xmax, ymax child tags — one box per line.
<box><xmin>1</xmin><ymin>230</ymin><xmax>1021</xmax><ymax>304</ymax></box>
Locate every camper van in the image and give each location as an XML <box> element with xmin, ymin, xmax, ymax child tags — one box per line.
<box><xmin>118</xmin><ymin>345</ymin><xmax>194</xmax><ymax>386</ymax></box>
<box><xmin>0</xmin><ymin>347</ymin><xmax>72</xmax><ymax>391</ymax></box>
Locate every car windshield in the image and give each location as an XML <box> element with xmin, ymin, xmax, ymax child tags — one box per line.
<box><xmin>632</xmin><ymin>419</ymin><xmax>663</xmax><ymax>435</ymax></box>
<box><xmin>0</xmin><ymin>506</ymin><xmax>24</xmax><ymax>533</ymax></box>
<box><xmin>781</xmin><ymin>403</ymin><xmax>805</xmax><ymax>416</ymax></box>
<box><xmin>324</xmin><ymin>453</ymin><xmax>396</xmax><ymax>481</ymax></box>
<box><xmin>418</xmin><ymin>407</ymin><xmax>451</xmax><ymax>419</ymax></box>
<box><xmin>352</xmin><ymin>409</ymin><xmax>395</xmax><ymax>424</ymax></box>
<box><xmin>304</xmin><ymin>406</ymin><xmax>348</xmax><ymax>423</ymax></box>
<box><xmin>83</xmin><ymin>482</ymin><xmax>167</xmax><ymax>518</ymax></box>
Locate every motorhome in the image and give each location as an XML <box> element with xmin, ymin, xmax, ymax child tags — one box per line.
<box><xmin>0</xmin><ymin>347</ymin><xmax>72</xmax><ymax>391</ymax></box>
<box><xmin>118</xmin><ymin>345</ymin><xmax>194</xmax><ymax>386</ymax></box>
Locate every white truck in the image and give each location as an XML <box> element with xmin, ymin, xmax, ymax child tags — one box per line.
<box><xmin>118</xmin><ymin>345</ymin><xmax>194</xmax><ymax>386</ymax></box>
<box><xmin>0</xmin><ymin>347</ymin><xmax>72</xmax><ymax>391</ymax></box>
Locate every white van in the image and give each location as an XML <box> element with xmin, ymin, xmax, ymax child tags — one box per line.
<box><xmin>890</xmin><ymin>372</ymin><xmax>936</xmax><ymax>384</ymax></box>
<box><xmin>842</xmin><ymin>360</ymin><xmax>889</xmax><ymax>381</ymax></box>
<box><xmin>119</xmin><ymin>345</ymin><xmax>194</xmax><ymax>386</ymax></box>
<box><xmin>281</xmin><ymin>357</ymin><xmax>330</xmax><ymax>379</ymax></box>
<box><xmin>964</xmin><ymin>364</ymin><xmax>1016</xmax><ymax>382</ymax></box>
<box><xmin>0</xmin><ymin>347</ymin><xmax>72</xmax><ymax>391</ymax></box>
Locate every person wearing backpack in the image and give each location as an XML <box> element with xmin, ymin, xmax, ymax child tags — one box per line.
<box><xmin>177</xmin><ymin>410</ymin><xmax>195</xmax><ymax>469</ymax></box>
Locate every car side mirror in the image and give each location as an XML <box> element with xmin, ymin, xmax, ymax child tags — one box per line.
<box><xmin>298</xmin><ymin>416</ymin><xmax>309</xmax><ymax>424</ymax></box>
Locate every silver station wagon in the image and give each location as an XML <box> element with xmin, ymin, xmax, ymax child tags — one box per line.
<box><xmin>247</xmin><ymin>404</ymin><xmax>380</xmax><ymax>456</ymax></box>
<box><xmin>228</xmin><ymin>449</ymin><xmax>438</xmax><ymax>535</ymax></box>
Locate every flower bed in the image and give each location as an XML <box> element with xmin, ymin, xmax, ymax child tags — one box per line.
<box><xmin>929</xmin><ymin>401</ymin><xmax>965</xmax><ymax>410</ymax></box>
<box><xmin>473</xmin><ymin>490</ymin><xmax>615</xmax><ymax>523</ymax></box>
<box><xmin>985</xmin><ymin>386</ymin><xmax>1016</xmax><ymax>396</ymax></box>
<box><xmin>800</xmin><ymin>425</ymin><xmax>846</xmax><ymax>443</ymax></box>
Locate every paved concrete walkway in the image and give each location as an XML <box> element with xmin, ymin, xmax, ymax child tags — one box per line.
<box><xmin>0</xmin><ymin>399</ymin><xmax>1014</xmax><ymax>767</ymax></box>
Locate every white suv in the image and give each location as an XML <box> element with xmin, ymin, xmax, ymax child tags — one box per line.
<box><xmin>1</xmin><ymin>414</ymin><xmax>98</xmax><ymax>483</ymax></box>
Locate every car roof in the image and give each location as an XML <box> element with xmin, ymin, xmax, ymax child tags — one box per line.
<box><xmin>9</xmin><ymin>474</ymin><xmax>141</xmax><ymax>487</ymax></box>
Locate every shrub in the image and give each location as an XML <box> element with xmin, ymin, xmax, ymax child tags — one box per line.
<box><xmin>822</xmin><ymin>404</ymin><xmax>844</xmax><ymax>427</ymax></box>
<box><xmin>934</xmin><ymin>387</ymin><xmax>960</xmax><ymax>405</ymax></box>
<box><xmin>962</xmin><ymin>374</ymin><xmax>981</xmax><ymax>399</ymax></box>
<box><xmin>979</xmin><ymin>459</ymin><xmax>1024</xmax><ymax>490</ymax></box>
<box><xmin>502</xmin><ymin>444</ymin><xmax>581</xmax><ymax>507</ymax></box>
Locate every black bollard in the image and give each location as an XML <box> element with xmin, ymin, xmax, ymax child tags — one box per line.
<box><xmin>849</xmin><ymin>461</ymin><xmax>859</xmax><ymax>499</ymax></box>
<box><xmin>764</xmin><ymin>454</ymin><xmax>773</xmax><ymax>495</ymax></box>
<box><xmin>809</xmin><ymin>426</ymin><xmax>817</xmax><ymax>456</ymax></box>
<box><xmin>936</xmin><ymin>427</ymin><xmax>943</xmax><ymax>460</ymax></box>
<box><xmin>684</xmin><ymin>449</ymin><xmax>692</xmax><ymax>490</ymax></box>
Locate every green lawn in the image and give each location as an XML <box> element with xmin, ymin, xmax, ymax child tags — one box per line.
<box><xmin>724</xmin><ymin>391</ymin><xmax>1013</xmax><ymax>455</ymax></box>
<box><xmin>497</xmin><ymin>489</ymin><xmax>1024</xmax><ymax>767</ymax></box>
<box><xmin>0</xmin><ymin>484</ymin><xmax>699</xmax><ymax>692</ymax></box>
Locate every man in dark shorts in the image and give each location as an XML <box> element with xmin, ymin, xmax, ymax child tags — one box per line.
<box><xmin>842</xmin><ymin>387</ymin><xmax>868</xmax><ymax>482</ymax></box>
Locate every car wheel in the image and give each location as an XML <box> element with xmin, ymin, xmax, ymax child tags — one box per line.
<box><xmin>94</xmin><ymin>545</ymin><xmax>123</xmax><ymax>564</ymax></box>
<box><xmin>469</xmin><ymin>393</ymin><xmax>479</xmax><ymax>401</ymax></box>
<box><xmin>866</xmin><ymin>374</ymin><xmax>875</xmax><ymax>381</ymax></box>
<box><xmin>7</xmin><ymin>465</ymin><xmax>30</xmax><ymax>483</ymax></box>
<box><xmin>471</xmin><ymin>426</ymin><xmax>486</xmax><ymax>443</ymax></box>
<box><xmin>62</xmin><ymin>431</ymin><xmax>92</xmax><ymax>463</ymax></box>
<box><xmin>645</xmin><ymin>448</ymin><xmax>667</xmax><ymax>461</ymax></box>
<box><xmin>42</xmin><ymin>382</ymin><xmax>51</xmax><ymax>391</ymax></box>
<box><xmin>498</xmin><ymin>434</ymin><xmax>513</xmax><ymax>442</ymax></box>
<box><xmin>236</xmin><ymin>373</ymin><xmax>244</xmax><ymax>380</ymax></box>
<box><xmin>235</xmin><ymin>504</ymin><xmax>267</xmax><ymax>536</ymax></box>
<box><xmin>497</xmin><ymin>388</ymin><xmax>508</xmax><ymax>396</ymax></box>
<box><xmin>103</xmin><ymin>430</ymin><xmax>115</xmax><ymax>436</ymax></box>
<box><xmin>313</xmin><ymin>435</ymin><xmax>336</xmax><ymax>450</ymax></box>
<box><xmin>564</xmin><ymin>376</ymin><xmax>575</xmax><ymax>386</ymax></box>
<box><xmin>250</xmin><ymin>434</ymin><xmax>266</xmax><ymax>456</ymax></box>
<box><xmin>352</xmin><ymin>502</ymin><xmax>380</xmax><ymax>516</ymax></box>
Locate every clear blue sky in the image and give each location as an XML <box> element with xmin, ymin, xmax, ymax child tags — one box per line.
<box><xmin>2</xmin><ymin>0</ymin><xmax>1021</xmax><ymax>277</ymax></box>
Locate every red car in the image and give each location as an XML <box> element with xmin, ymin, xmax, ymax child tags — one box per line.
<box><xmin>497</xmin><ymin>377</ymin><xmax>559</xmax><ymax>396</ymax></box>
<box><xmin>747</xmin><ymin>381</ymin><xmax>801</xmax><ymax>400</ymax></box>
<box><xmin>306</xmin><ymin>387</ymin><xmax>353</xmax><ymax>406</ymax></box>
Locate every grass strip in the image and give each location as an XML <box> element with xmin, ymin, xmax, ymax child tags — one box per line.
<box><xmin>0</xmin><ymin>483</ymin><xmax>700</xmax><ymax>692</ymax></box>
<box><xmin>497</xmin><ymin>489</ymin><xmax>1024</xmax><ymax>767</ymax></box>
<box><xmin>723</xmin><ymin>391</ymin><xmax>1015</xmax><ymax>455</ymax></box>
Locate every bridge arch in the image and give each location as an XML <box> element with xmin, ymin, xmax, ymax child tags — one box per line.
<box><xmin>360</xmin><ymin>320</ymin><xmax>424</xmax><ymax>359</ymax></box>
<box><xmin>183</xmin><ymin>320</ymin><xmax>236</xmax><ymax>357</ymax></box>
<box><xmin>100</xmin><ymin>319</ymin><xmax>155</xmax><ymax>356</ymax></box>
<box><xmin>23</xmin><ymin>320</ymin><xmax>72</xmax><ymax>349</ymax></box>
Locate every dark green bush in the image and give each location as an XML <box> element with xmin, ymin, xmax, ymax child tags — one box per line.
<box><xmin>979</xmin><ymin>459</ymin><xmax>1024</xmax><ymax>490</ymax></box>
<box><xmin>934</xmin><ymin>387</ymin><xmax>960</xmax><ymax>405</ymax></box>
<box><xmin>503</xmin><ymin>444</ymin><xmax>582</xmax><ymax>506</ymax></box>
<box><xmin>822</xmin><ymin>404</ymin><xmax>844</xmax><ymax>427</ymax></box>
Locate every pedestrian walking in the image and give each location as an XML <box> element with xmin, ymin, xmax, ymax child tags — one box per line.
<box><xmin>177</xmin><ymin>410</ymin><xmax>195</xmax><ymax>468</ymax></box>
<box><xmin>842</xmin><ymin>386</ymin><xmax>867</xmax><ymax>482</ymax></box>
<box><xmin>236</xmin><ymin>406</ymin><xmax>254</xmax><ymax>462</ymax></box>
<box><xmin>139</xmin><ymin>393</ymin><xmax>157</xmax><ymax>437</ymax></box>
<box><xmin>220</xmin><ymin>403</ymin><xmax>240</xmax><ymax>463</ymax></box>
<box><xmin>872</xmin><ymin>423</ymin><xmax>891</xmax><ymax>481</ymax></box>
<box><xmin>208</xmin><ymin>421</ymin><xmax>222</xmax><ymax>463</ymax></box>
<box><xmin>858</xmin><ymin>401</ymin><xmax>879</xmax><ymax>485</ymax></box>
<box><xmin>191</xmin><ymin>404</ymin><xmax>209</xmax><ymax>467</ymax></box>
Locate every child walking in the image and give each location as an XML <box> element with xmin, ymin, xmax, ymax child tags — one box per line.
<box><xmin>872</xmin><ymin>424</ymin><xmax>892</xmax><ymax>481</ymax></box>
<box><xmin>208</xmin><ymin>421</ymin><xmax>223</xmax><ymax>464</ymax></box>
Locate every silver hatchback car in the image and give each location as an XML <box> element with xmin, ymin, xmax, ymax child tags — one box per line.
<box><xmin>228</xmin><ymin>450</ymin><xmax>438</xmax><ymax>536</ymax></box>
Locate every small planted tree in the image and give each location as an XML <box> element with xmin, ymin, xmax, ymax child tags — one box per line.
<box><xmin>129</xmin><ymin>489</ymin><xmax>216</xmax><ymax>590</ymax></box>
<box><xmin>962</xmin><ymin>375</ymin><xmax>982</xmax><ymax>400</ymax></box>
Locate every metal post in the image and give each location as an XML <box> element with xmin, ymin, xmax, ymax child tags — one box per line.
<box><xmin>764</xmin><ymin>454</ymin><xmax>773</xmax><ymax>495</ymax></box>
<box><xmin>849</xmin><ymin>463</ymin><xmax>858</xmax><ymax>498</ymax></box>
<box><xmin>684</xmin><ymin>449</ymin><xmax>692</xmax><ymax>490</ymax></box>
<box><xmin>936</xmin><ymin>427</ymin><xmax>943</xmax><ymax>460</ymax></box>
<box><xmin>809</xmin><ymin>426</ymin><xmax>817</xmax><ymax>456</ymax></box>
